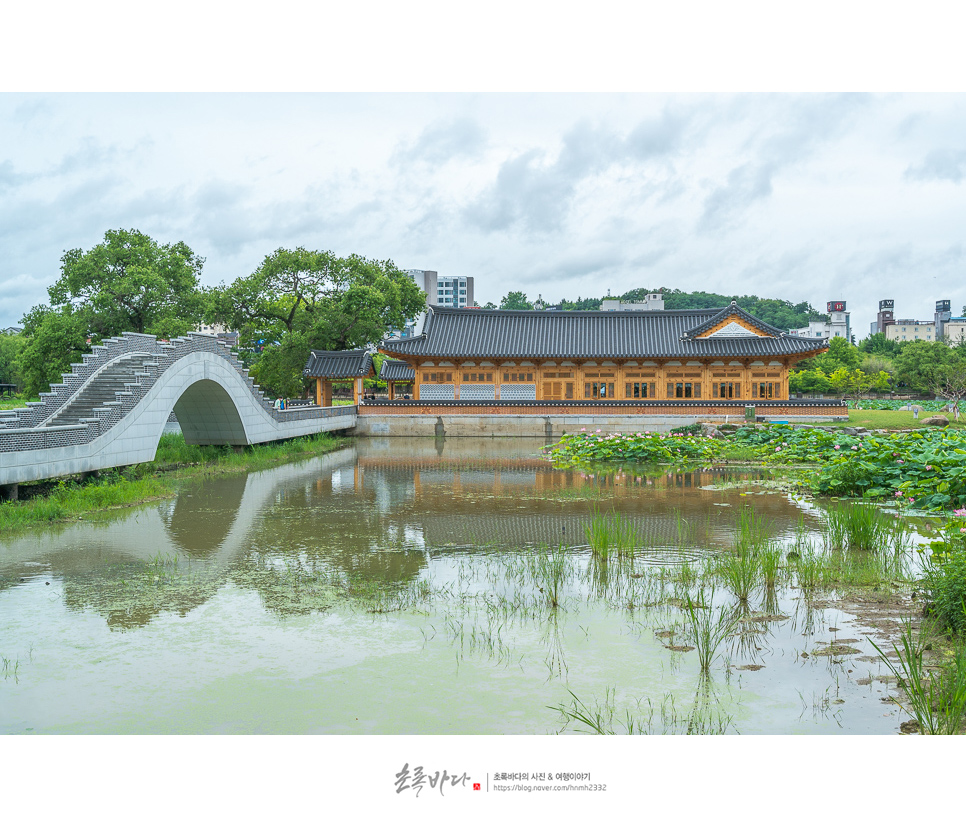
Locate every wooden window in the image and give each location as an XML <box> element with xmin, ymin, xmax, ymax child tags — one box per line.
<box><xmin>584</xmin><ymin>381</ymin><xmax>612</xmax><ymax>400</ymax></box>
<box><xmin>422</xmin><ymin>371</ymin><xmax>453</xmax><ymax>383</ymax></box>
<box><xmin>626</xmin><ymin>382</ymin><xmax>655</xmax><ymax>400</ymax></box>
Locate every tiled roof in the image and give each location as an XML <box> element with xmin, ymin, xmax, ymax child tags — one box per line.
<box><xmin>378</xmin><ymin>359</ymin><xmax>415</xmax><ymax>381</ymax></box>
<box><xmin>303</xmin><ymin>349</ymin><xmax>374</xmax><ymax>378</ymax></box>
<box><xmin>379</xmin><ymin>305</ymin><xmax>827</xmax><ymax>360</ymax></box>
<box><xmin>681</xmin><ymin>301</ymin><xmax>785</xmax><ymax>339</ymax></box>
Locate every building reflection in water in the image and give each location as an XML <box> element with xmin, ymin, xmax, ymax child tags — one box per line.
<box><xmin>0</xmin><ymin>437</ymin><xmax>822</xmax><ymax>629</ymax></box>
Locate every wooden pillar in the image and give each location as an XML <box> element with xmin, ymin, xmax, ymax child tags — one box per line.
<box><xmin>353</xmin><ymin>378</ymin><xmax>362</xmax><ymax>406</ymax></box>
<box><xmin>388</xmin><ymin>381</ymin><xmax>396</xmax><ymax>400</ymax></box>
<box><xmin>322</xmin><ymin>380</ymin><xmax>333</xmax><ymax>407</ymax></box>
<box><xmin>315</xmin><ymin>377</ymin><xmax>321</xmax><ymax>406</ymax></box>
<box><xmin>413</xmin><ymin>374</ymin><xmax>420</xmax><ymax>400</ymax></box>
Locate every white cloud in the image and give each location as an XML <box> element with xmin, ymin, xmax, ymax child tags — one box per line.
<box><xmin>2</xmin><ymin>92</ymin><xmax>966</xmax><ymax>332</ymax></box>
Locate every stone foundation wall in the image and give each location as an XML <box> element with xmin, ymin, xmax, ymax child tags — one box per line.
<box><xmin>354</xmin><ymin>409</ymin><xmax>844</xmax><ymax>438</ymax></box>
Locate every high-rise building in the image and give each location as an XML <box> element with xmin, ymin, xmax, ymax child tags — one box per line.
<box><xmin>935</xmin><ymin>299</ymin><xmax>952</xmax><ymax>339</ymax></box>
<box><xmin>826</xmin><ymin>301</ymin><xmax>851</xmax><ymax>342</ymax></box>
<box><xmin>871</xmin><ymin>299</ymin><xmax>895</xmax><ymax>336</ymax></box>
<box><xmin>404</xmin><ymin>270</ymin><xmax>474</xmax><ymax>309</ymax></box>
<box><xmin>388</xmin><ymin>269</ymin><xmax>477</xmax><ymax>340</ymax></box>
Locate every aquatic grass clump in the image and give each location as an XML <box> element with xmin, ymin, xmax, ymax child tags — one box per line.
<box><xmin>550</xmin><ymin>687</ymin><xmax>734</xmax><ymax>735</ymax></box>
<box><xmin>529</xmin><ymin>545</ymin><xmax>571</xmax><ymax>609</ymax></box>
<box><xmin>715</xmin><ymin>508</ymin><xmax>767</xmax><ymax>602</ymax></box>
<box><xmin>584</xmin><ymin>508</ymin><xmax>640</xmax><ymax>559</ymax></box>
<box><xmin>824</xmin><ymin>501</ymin><xmax>895</xmax><ymax>552</ymax></box>
<box><xmin>682</xmin><ymin>589</ymin><xmax>739</xmax><ymax>673</ymax></box>
<box><xmin>758</xmin><ymin>541</ymin><xmax>783</xmax><ymax>588</ymax></box>
<box><xmin>873</xmin><ymin>622</ymin><xmax>966</xmax><ymax>734</ymax></box>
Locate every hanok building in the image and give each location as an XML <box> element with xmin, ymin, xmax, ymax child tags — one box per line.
<box><xmin>377</xmin><ymin>358</ymin><xmax>416</xmax><ymax>399</ymax></box>
<box><xmin>376</xmin><ymin>303</ymin><xmax>829</xmax><ymax>407</ymax></box>
<box><xmin>304</xmin><ymin>349</ymin><xmax>374</xmax><ymax>406</ymax></box>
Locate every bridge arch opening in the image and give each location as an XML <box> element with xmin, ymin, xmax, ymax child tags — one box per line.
<box><xmin>173</xmin><ymin>379</ymin><xmax>250</xmax><ymax>446</ymax></box>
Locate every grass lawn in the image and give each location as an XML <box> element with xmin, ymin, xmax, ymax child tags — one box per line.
<box><xmin>0</xmin><ymin>395</ymin><xmax>27</xmax><ymax>411</ymax></box>
<box><xmin>843</xmin><ymin>408</ymin><xmax>963</xmax><ymax>430</ymax></box>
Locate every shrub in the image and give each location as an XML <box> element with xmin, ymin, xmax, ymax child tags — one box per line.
<box><xmin>924</xmin><ymin>551</ymin><xmax>966</xmax><ymax>633</ymax></box>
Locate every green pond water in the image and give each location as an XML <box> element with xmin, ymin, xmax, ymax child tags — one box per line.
<box><xmin>0</xmin><ymin>437</ymin><xmax>918</xmax><ymax>734</ymax></box>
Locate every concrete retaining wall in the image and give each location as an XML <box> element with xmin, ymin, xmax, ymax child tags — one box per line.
<box><xmin>353</xmin><ymin>413</ymin><xmax>836</xmax><ymax>438</ymax></box>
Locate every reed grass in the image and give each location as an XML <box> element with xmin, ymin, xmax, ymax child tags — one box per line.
<box><xmin>872</xmin><ymin>622</ymin><xmax>966</xmax><ymax>734</ymax></box>
<box><xmin>717</xmin><ymin>549</ymin><xmax>760</xmax><ymax>602</ymax></box>
<box><xmin>824</xmin><ymin>502</ymin><xmax>895</xmax><ymax>552</ymax></box>
<box><xmin>584</xmin><ymin>509</ymin><xmax>614</xmax><ymax>560</ymax></box>
<box><xmin>682</xmin><ymin>589</ymin><xmax>739</xmax><ymax>673</ymax></box>
<box><xmin>758</xmin><ymin>541</ymin><xmax>783</xmax><ymax>588</ymax></box>
<box><xmin>530</xmin><ymin>545</ymin><xmax>570</xmax><ymax>609</ymax></box>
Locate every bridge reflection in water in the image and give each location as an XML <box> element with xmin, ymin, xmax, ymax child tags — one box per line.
<box><xmin>0</xmin><ymin>438</ymin><xmax>820</xmax><ymax>630</ymax></box>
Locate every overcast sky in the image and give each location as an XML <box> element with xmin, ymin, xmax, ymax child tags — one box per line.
<box><xmin>2</xmin><ymin>92</ymin><xmax>965</xmax><ymax>334</ymax></box>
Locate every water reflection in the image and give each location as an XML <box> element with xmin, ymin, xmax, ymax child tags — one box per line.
<box><xmin>0</xmin><ymin>437</ymin><xmax>823</xmax><ymax>633</ymax></box>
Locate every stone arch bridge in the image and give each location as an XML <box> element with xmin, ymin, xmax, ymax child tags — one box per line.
<box><xmin>0</xmin><ymin>332</ymin><xmax>356</xmax><ymax>492</ymax></box>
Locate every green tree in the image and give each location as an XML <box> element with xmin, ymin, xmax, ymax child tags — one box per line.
<box><xmin>17</xmin><ymin>230</ymin><xmax>206</xmax><ymax>398</ymax></box>
<box><xmin>858</xmin><ymin>332</ymin><xmax>901</xmax><ymax>358</ymax></box>
<box><xmin>17</xmin><ymin>307</ymin><xmax>91</xmax><ymax>398</ymax></box>
<box><xmin>859</xmin><ymin>354</ymin><xmax>895</xmax><ymax>391</ymax></box>
<box><xmin>213</xmin><ymin>248</ymin><xmax>425</xmax><ymax>398</ymax></box>
<box><xmin>893</xmin><ymin>340</ymin><xmax>959</xmax><ymax>396</ymax></box>
<box><xmin>52</xmin><ymin>229</ymin><xmax>206</xmax><ymax>336</ymax></box>
<box><xmin>500</xmin><ymin>291</ymin><xmax>533</xmax><ymax>310</ymax></box>
<box><xmin>815</xmin><ymin>336</ymin><xmax>861</xmax><ymax>376</ymax></box>
<box><xmin>788</xmin><ymin>368</ymin><xmax>831</xmax><ymax>394</ymax></box>
<box><xmin>0</xmin><ymin>333</ymin><xmax>25</xmax><ymax>388</ymax></box>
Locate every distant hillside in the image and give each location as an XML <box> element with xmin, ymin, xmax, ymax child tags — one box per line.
<box><xmin>490</xmin><ymin>288</ymin><xmax>824</xmax><ymax>331</ymax></box>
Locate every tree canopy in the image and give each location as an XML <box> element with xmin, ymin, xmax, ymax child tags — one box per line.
<box><xmin>0</xmin><ymin>332</ymin><xmax>24</xmax><ymax>389</ymax></box>
<box><xmin>488</xmin><ymin>287</ymin><xmax>824</xmax><ymax>329</ymax></box>
<box><xmin>18</xmin><ymin>229</ymin><xmax>206</xmax><ymax>398</ymax></box>
<box><xmin>211</xmin><ymin>248</ymin><xmax>426</xmax><ymax>398</ymax></box>
<box><xmin>892</xmin><ymin>341</ymin><xmax>964</xmax><ymax>396</ymax></box>
<box><xmin>499</xmin><ymin>291</ymin><xmax>533</xmax><ymax>310</ymax></box>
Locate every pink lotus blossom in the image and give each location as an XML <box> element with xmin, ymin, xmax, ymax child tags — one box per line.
<box><xmin>909</xmin><ymin>498</ymin><xmax>915</xmax><ymax>503</ymax></box>
<box><xmin>954</xmin><ymin>508</ymin><xmax>966</xmax><ymax>517</ymax></box>
<box><xmin>851</xmin><ymin>445</ymin><xmax>858</xmax><ymax>450</ymax></box>
<box><xmin>898</xmin><ymin>460</ymin><xmax>904</xmax><ymax>464</ymax></box>
<box><xmin>895</xmin><ymin>491</ymin><xmax>903</xmax><ymax>497</ymax></box>
<box><xmin>834</xmin><ymin>445</ymin><xmax>840</xmax><ymax>450</ymax></box>
<box><xmin>926</xmin><ymin>465</ymin><xmax>933</xmax><ymax>471</ymax></box>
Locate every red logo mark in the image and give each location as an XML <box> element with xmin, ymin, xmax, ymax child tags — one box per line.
<box><xmin>473</xmin><ymin>783</ymin><xmax>481</xmax><ymax>791</ymax></box>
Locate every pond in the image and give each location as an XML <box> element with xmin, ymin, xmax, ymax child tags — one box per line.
<box><xmin>0</xmin><ymin>437</ymin><xmax>921</xmax><ymax>734</ymax></box>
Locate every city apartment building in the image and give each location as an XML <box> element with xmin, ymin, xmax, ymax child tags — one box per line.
<box><xmin>884</xmin><ymin>320</ymin><xmax>935</xmax><ymax>342</ymax></box>
<box><xmin>404</xmin><ymin>270</ymin><xmax>475</xmax><ymax>309</ymax></box>
<box><xmin>791</xmin><ymin>301</ymin><xmax>851</xmax><ymax>342</ymax></box>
